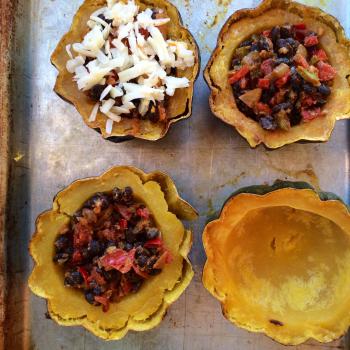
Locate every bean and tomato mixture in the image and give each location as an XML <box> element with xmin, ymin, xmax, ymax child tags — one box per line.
<box><xmin>53</xmin><ymin>187</ymin><xmax>172</xmax><ymax>312</ymax></box>
<box><xmin>229</xmin><ymin>23</ymin><xmax>336</xmax><ymax>130</ymax></box>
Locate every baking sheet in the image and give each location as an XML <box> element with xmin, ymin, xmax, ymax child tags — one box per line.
<box><xmin>6</xmin><ymin>0</ymin><xmax>350</xmax><ymax>349</ymax></box>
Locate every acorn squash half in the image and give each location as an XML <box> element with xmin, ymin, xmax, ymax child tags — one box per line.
<box><xmin>204</xmin><ymin>0</ymin><xmax>350</xmax><ymax>148</ymax></box>
<box><xmin>29</xmin><ymin>166</ymin><xmax>197</xmax><ymax>340</ymax></box>
<box><xmin>51</xmin><ymin>0</ymin><xmax>199</xmax><ymax>142</ymax></box>
<box><xmin>203</xmin><ymin>181</ymin><xmax>350</xmax><ymax>345</ymax></box>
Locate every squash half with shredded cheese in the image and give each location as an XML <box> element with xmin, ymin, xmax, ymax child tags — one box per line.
<box><xmin>51</xmin><ymin>0</ymin><xmax>199</xmax><ymax>141</ymax></box>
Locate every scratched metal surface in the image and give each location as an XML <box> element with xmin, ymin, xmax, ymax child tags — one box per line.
<box><xmin>6</xmin><ymin>0</ymin><xmax>350</xmax><ymax>349</ymax></box>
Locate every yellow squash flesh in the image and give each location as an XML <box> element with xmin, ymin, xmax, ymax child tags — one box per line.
<box><xmin>203</xmin><ymin>183</ymin><xmax>350</xmax><ymax>345</ymax></box>
<box><xmin>51</xmin><ymin>0</ymin><xmax>199</xmax><ymax>141</ymax></box>
<box><xmin>204</xmin><ymin>0</ymin><xmax>350</xmax><ymax>148</ymax></box>
<box><xmin>29</xmin><ymin>166</ymin><xmax>197</xmax><ymax>340</ymax></box>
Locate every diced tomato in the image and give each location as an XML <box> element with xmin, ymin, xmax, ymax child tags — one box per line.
<box><xmin>239</xmin><ymin>76</ymin><xmax>248</xmax><ymax>89</ymax></box>
<box><xmin>94</xmin><ymin>296</ymin><xmax>110</xmax><ymax>312</ymax></box>
<box><xmin>228</xmin><ymin>65</ymin><xmax>250</xmax><ymax>84</ymax></box>
<box><xmin>258</xmin><ymin>78</ymin><xmax>270</xmax><ymax>89</ymax></box>
<box><xmin>72</xmin><ymin>250</ymin><xmax>83</xmax><ymax>264</ymax></box>
<box><xmin>133</xmin><ymin>264</ymin><xmax>150</xmax><ymax>279</ymax></box>
<box><xmin>294</xmin><ymin>54</ymin><xmax>309</xmax><ymax>68</ymax></box>
<box><xmin>153</xmin><ymin>250</ymin><xmax>173</xmax><ymax>269</ymax></box>
<box><xmin>304</xmin><ymin>35</ymin><xmax>319</xmax><ymax>47</ymax></box>
<box><xmin>144</xmin><ymin>237</ymin><xmax>163</xmax><ymax>248</ymax></box>
<box><xmin>256</xmin><ymin>102</ymin><xmax>271</xmax><ymax>114</ymax></box>
<box><xmin>293</xmin><ymin>23</ymin><xmax>306</xmax><ymax>30</ymax></box>
<box><xmin>262</xmin><ymin>30</ymin><xmax>271</xmax><ymax>37</ymax></box>
<box><xmin>294</xmin><ymin>29</ymin><xmax>308</xmax><ymax>41</ymax></box>
<box><xmin>317</xmin><ymin>61</ymin><xmax>337</xmax><ymax>81</ymax></box>
<box><xmin>89</xmin><ymin>269</ymin><xmax>106</xmax><ymax>286</ymax></box>
<box><xmin>73</xmin><ymin>222</ymin><xmax>93</xmax><ymax>247</ymax></box>
<box><xmin>260</xmin><ymin>59</ymin><xmax>274</xmax><ymax>76</ymax></box>
<box><xmin>314</xmin><ymin>49</ymin><xmax>328</xmax><ymax>61</ymax></box>
<box><xmin>119</xmin><ymin>218</ymin><xmax>128</xmax><ymax>230</ymax></box>
<box><xmin>100</xmin><ymin>248</ymin><xmax>135</xmax><ymax>273</ymax></box>
<box><xmin>256</xmin><ymin>102</ymin><xmax>270</xmax><ymax>113</ymax></box>
<box><xmin>136</xmin><ymin>207</ymin><xmax>150</xmax><ymax>219</ymax></box>
<box><xmin>275</xmin><ymin>72</ymin><xmax>290</xmax><ymax>88</ymax></box>
<box><xmin>120</xmin><ymin>276</ymin><xmax>133</xmax><ymax>296</ymax></box>
<box><xmin>115</xmin><ymin>204</ymin><xmax>132</xmax><ymax>220</ymax></box>
<box><xmin>302</xmin><ymin>95</ymin><xmax>317</xmax><ymax>107</ymax></box>
<box><xmin>301</xmin><ymin>107</ymin><xmax>322</xmax><ymax>121</ymax></box>
<box><xmin>78</xmin><ymin>267</ymin><xmax>89</xmax><ymax>285</ymax></box>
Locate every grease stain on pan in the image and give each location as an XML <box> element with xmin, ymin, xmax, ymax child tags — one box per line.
<box><xmin>213</xmin><ymin>171</ymin><xmax>247</xmax><ymax>190</ymax></box>
<box><xmin>265</xmin><ymin>159</ymin><xmax>320</xmax><ymax>190</ymax></box>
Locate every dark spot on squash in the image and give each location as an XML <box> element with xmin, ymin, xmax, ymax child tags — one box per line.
<box><xmin>270</xmin><ymin>319</ymin><xmax>283</xmax><ymax>326</ymax></box>
<box><xmin>270</xmin><ymin>237</ymin><xmax>276</xmax><ymax>251</ymax></box>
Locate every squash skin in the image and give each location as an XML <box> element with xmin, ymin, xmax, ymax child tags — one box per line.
<box><xmin>203</xmin><ymin>180</ymin><xmax>350</xmax><ymax>345</ymax></box>
<box><xmin>204</xmin><ymin>0</ymin><xmax>350</xmax><ymax>148</ymax></box>
<box><xmin>51</xmin><ymin>0</ymin><xmax>200</xmax><ymax>142</ymax></box>
<box><xmin>29</xmin><ymin>166</ymin><xmax>198</xmax><ymax>340</ymax></box>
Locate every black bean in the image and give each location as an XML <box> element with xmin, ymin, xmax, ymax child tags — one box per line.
<box><xmin>125</xmin><ymin>270</ymin><xmax>142</xmax><ymax>284</ymax></box>
<box><xmin>259</xmin><ymin>115</ymin><xmax>277</xmax><ymax>130</ymax></box>
<box><xmin>123</xmin><ymin>187</ymin><xmax>133</xmax><ymax>204</ymax></box>
<box><xmin>231</xmin><ymin>58</ymin><xmax>241</xmax><ymax>68</ymax></box>
<box><xmin>54</xmin><ymin>235</ymin><xmax>70</xmax><ymax>251</ymax></box>
<box><xmin>53</xmin><ymin>252</ymin><xmax>70</xmax><ymax>265</ymax></box>
<box><xmin>148</xmin><ymin>269</ymin><xmax>162</xmax><ymax>276</ymax></box>
<box><xmin>83</xmin><ymin>192</ymin><xmax>109</xmax><ymax>210</ymax></box>
<box><xmin>131</xmin><ymin>280</ymin><xmax>143</xmax><ymax>292</ymax></box>
<box><xmin>272</xmin><ymin>102</ymin><xmax>292</xmax><ymax>114</ymax></box>
<box><xmin>302</xmin><ymin>83</ymin><xmax>317</xmax><ymax>94</ymax></box>
<box><xmin>92</xmin><ymin>286</ymin><xmax>103</xmax><ymax>296</ymax></box>
<box><xmin>317</xmin><ymin>99</ymin><xmax>327</xmax><ymax>105</ymax></box>
<box><xmin>271</xmin><ymin>26</ymin><xmax>280</xmax><ymax>44</ymax></box>
<box><xmin>64</xmin><ymin>271</ymin><xmax>84</xmax><ymax>286</ymax></box>
<box><xmin>112</xmin><ymin>187</ymin><xmax>123</xmax><ymax>203</ymax></box>
<box><xmin>84</xmin><ymin>291</ymin><xmax>96</xmax><ymax>304</ymax></box>
<box><xmin>318</xmin><ymin>84</ymin><xmax>331</xmax><ymax>96</ymax></box>
<box><xmin>125</xmin><ymin>230</ymin><xmax>137</xmax><ymax>243</ymax></box>
<box><xmin>290</xmin><ymin>109</ymin><xmax>302</xmax><ymax>126</ymax></box>
<box><xmin>275</xmin><ymin>57</ymin><xmax>290</xmax><ymax>65</ymax></box>
<box><xmin>137</xmin><ymin>255</ymin><xmax>148</xmax><ymax>267</ymax></box>
<box><xmin>88</xmin><ymin>240</ymin><xmax>102</xmax><ymax>257</ymax></box>
<box><xmin>124</xmin><ymin>242</ymin><xmax>134</xmax><ymax>251</ymax></box>
<box><xmin>258</xmin><ymin>37</ymin><xmax>270</xmax><ymax>51</ymax></box>
<box><xmin>280</xmin><ymin>25</ymin><xmax>292</xmax><ymax>38</ymax></box>
<box><xmin>145</xmin><ymin>227</ymin><xmax>159</xmax><ymax>240</ymax></box>
<box><xmin>238</xmin><ymin>39</ymin><xmax>252</xmax><ymax>48</ymax></box>
<box><xmin>89</xmin><ymin>85</ymin><xmax>106</xmax><ymax>101</ymax></box>
<box><xmin>290</xmin><ymin>73</ymin><xmax>302</xmax><ymax>90</ymax></box>
<box><xmin>250</xmin><ymin>43</ymin><xmax>259</xmax><ymax>51</ymax></box>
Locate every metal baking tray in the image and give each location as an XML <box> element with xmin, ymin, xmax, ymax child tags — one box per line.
<box><xmin>3</xmin><ymin>0</ymin><xmax>350</xmax><ymax>348</ymax></box>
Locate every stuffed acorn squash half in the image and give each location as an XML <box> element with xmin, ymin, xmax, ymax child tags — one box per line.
<box><xmin>204</xmin><ymin>0</ymin><xmax>350</xmax><ymax>148</ymax></box>
<box><xmin>203</xmin><ymin>181</ymin><xmax>350</xmax><ymax>345</ymax></box>
<box><xmin>29</xmin><ymin>166</ymin><xmax>197</xmax><ymax>340</ymax></box>
<box><xmin>51</xmin><ymin>0</ymin><xmax>199</xmax><ymax>142</ymax></box>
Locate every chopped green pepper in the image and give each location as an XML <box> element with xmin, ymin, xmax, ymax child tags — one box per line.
<box><xmin>296</xmin><ymin>66</ymin><xmax>321</xmax><ymax>86</ymax></box>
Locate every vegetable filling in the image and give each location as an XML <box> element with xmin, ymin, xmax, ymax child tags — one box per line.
<box><xmin>229</xmin><ymin>23</ymin><xmax>336</xmax><ymax>130</ymax></box>
<box><xmin>53</xmin><ymin>186</ymin><xmax>172</xmax><ymax>312</ymax></box>
<box><xmin>65</xmin><ymin>0</ymin><xmax>195</xmax><ymax>134</ymax></box>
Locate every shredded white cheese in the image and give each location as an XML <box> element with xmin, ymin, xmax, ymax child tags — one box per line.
<box><xmin>65</xmin><ymin>0</ymin><xmax>195</xmax><ymax>127</ymax></box>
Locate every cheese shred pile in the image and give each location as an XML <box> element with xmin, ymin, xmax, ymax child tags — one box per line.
<box><xmin>66</xmin><ymin>0</ymin><xmax>195</xmax><ymax>133</ymax></box>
